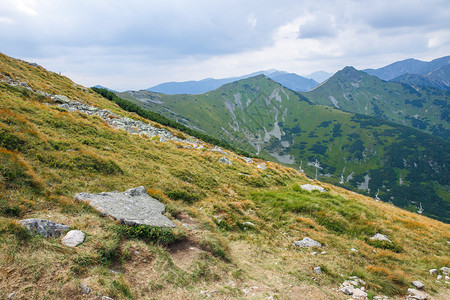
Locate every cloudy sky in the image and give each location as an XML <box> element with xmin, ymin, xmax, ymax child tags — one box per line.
<box><xmin>1</xmin><ymin>0</ymin><xmax>449</xmax><ymax>90</ymax></box>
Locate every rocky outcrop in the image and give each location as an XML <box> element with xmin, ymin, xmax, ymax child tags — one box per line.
<box><xmin>219</xmin><ymin>157</ymin><xmax>232</xmax><ymax>165</ymax></box>
<box><xmin>19</xmin><ymin>219</ymin><xmax>69</xmax><ymax>238</ymax></box>
<box><xmin>339</xmin><ymin>276</ymin><xmax>367</xmax><ymax>299</ymax></box>
<box><xmin>75</xmin><ymin>186</ymin><xmax>175</xmax><ymax>227</ymax></box>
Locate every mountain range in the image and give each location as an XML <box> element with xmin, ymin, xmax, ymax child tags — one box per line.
<box><xmin>118</xmin><ymin>73</ymin><xmax>449</xmax><ymax>222</ymax></box>
<box><xmin>2</xmin><ymin>52</ymin><xmax>450</xmax><ymax>299</ymax></box>
<box><xmin>364</xmin><ymin>55</ymin><xmax>450</xmax><ymax>90</ymax></box>
<box><xmin>147</xmin><ymin>70</ymin><xmax>321</xmax><ymax>94</ymax></box>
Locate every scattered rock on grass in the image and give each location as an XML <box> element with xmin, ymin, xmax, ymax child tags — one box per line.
<box><xmin>219</xmin><ymin>157</ymin><xmax>232</xmax><ymax>165</ymax></box>
<box><xmin>74</xmin><ymin>186</ymin><xmax>175</xmax><ymax>227</ymax></box>
<box><xmin>313</xmin><ymin>266</ymin><xmax>322</xmax><ymax>275</ymax></box>
<box><xmin>300</xmin><ymin>184</ymin><xmax>325</xmax><ymax>192</ymax></box>
<box><xmin>369</xmin><ymin>233</ymin><xmax>392</xmax><ymax>243</ymax></box>
<box><xmin>293</xmin><ymin>237</ymin><xmax>322</xmax><ymax>248</ymax></box>
<box><xmin>407</xmin><ymin>288</ymin><xmax>430</xmax><ymax>300</ymax></box>
<box><xmin>411</xmin><ymin>281</ymin><xmax>425</xmax><ymax>290</ymax></box>
<box><xmin>61</xmin><ymin>230</ymin><xmax>85</xmax><ymax>247</ymax></box>
<box><xmin>19</xmin><ymin>219</ymin><xmax>69</xmax><ymax>238</ymax></box>
<box><xmin>80</xmin><ymin>284</ymin><xmax>90</xmax><ymax>295</ymax></box>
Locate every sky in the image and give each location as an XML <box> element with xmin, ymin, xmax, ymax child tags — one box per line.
<box><xmin>1</xmin><ymin>0</ymin><xmax>449</xmax><ymax>91</ymax></box>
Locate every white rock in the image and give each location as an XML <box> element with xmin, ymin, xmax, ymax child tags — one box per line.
<box><xmin>352</xmin><ymin>288</ymin><xmax>368</xmax><ymax>299</ymax></box>
<box><xmin>351</xmin><ymin>248</ymin><xmax>358</xmax><ymax>252</ymax></box>
<box><xmin>61</xmin><ymin>230</ymin><xmax>85</xmax><ymax>247</ymax></box>
<box><xmin>429</xmin><ymin>269</ymin><xmax>438</xmax><ymax>275</ymax></box>
<box><xmin>314</xmin><ymin>266</ymin><xmax>322</xmax><ymax>275</ymax></box>
<box><xmin>440</xmin><ymin>267</ymin><xmax>450</xmax><ymax>273</ymax></box>
<box><xmin>437</xmin><ymin>275</ymin><xmax>442</xmax><ymax>280</ymax></box>
<box><xmin>407</xmin><ymin>288</ymin><xmax>430</xmax><ymax>300</ymax></box>
<box><xmin>411</xmin><ymin>281</ymin><xmax>424</xmax><ymax>290</ymax></box>
<box><xmin>369</xmin><ymin>233</ymin><xmax>392</xmax><ymax>243</ymax></box>
<box><xmin>300</xmin><ymin>184</ymin><xmax>325</xmax><ymax>192</ymax></box>
<box><xmin>292</xmin><ymin>237</ymin><xmax>322</xmax><ymax>248</ymax></box>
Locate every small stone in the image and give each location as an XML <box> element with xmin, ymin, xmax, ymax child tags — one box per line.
<box><xmin>257</xmin><ymin>163</ymin><xmax>267</xmax><ymax>170</ymax></box>
<box><xmin>340</xmin><ymin>286</ymin><xmax>354</xmax><ymax>295</ymax></box>
<box><xmin>242</xmin><ymin>157</ymin><xmax>253</xmax><ymax>164</ymax></box>
<box><xmin>320</xmin><ymin>251</ymin><xmax>327</xmax><ymax>254</ymax></box>
<box><xmin>80</xmin><ymin>284</ymin><xmax>90</xmax><ymax>294</ymax></box>
<box><xmin>313</xmin><ymin>266</ymin><xmax>322</xmax><ymax>275</ymax></box>
<box><xmin>351</xmin><ymin>248</ymin><xmax>358</xmax><ymax>252</ymax></box>
<box><xmin>411</xmin><ymin>281</ymin><xmax>424</xmax><ymax>290</ymax></box>
<box><xmin>429</xmin><ymin>269</ymin><xmax>438</xmax><ymax>275</ymax></box>
<box><xmin>8</xmin><ymin>292</ymin><xmax>15</xmax><ymax>299</ymax></box>
<box><xmin>373</xmin><ymin>296</ymin><xmax>389</xmax><ymax>300</ymax></box>
<box><xmin>61</xmin><ymin>230</ymin><xmax>85</xmax><ymax>247</ymax></box>
<box><xmin>440</xmin><ymin>267</ymin><xmax>450</xmax><ymax>273</ymax></box>
<box><xmin>310</xmin><ymin>252</ymin><xmax>317</xmax><ymax>255</ymax></box>
<box><xmin>407</xmin><ymin>288</ymin><xmax>430</xmax><ymax>300</ymax></box>
<box><xmin>352</xmin><ymin>288</ymin><xmax>368</xmax><ymax>299</ymax></box>
<box><xmin>369</xmin><ymin>233</ymin><xmax>392</xmax><ymax>243</ymax></box>
<box><xmin>243</xmin><ymin>221</ymin><xmax>255</xmax><ymax>227</ymax></box>
<box><xmin>218</xmin><ymin>157</ymin><xmax>232</xmax><ymax>165</ymax></box>
<box><xmin>437</xmin><ymin>275</ymin><xmax>442</xmax><ymax>280</ymax></box>
<box><xmin>293</xmin><ymin>237</ymin><xmax>322</xmax><ymax>248</ymax></box>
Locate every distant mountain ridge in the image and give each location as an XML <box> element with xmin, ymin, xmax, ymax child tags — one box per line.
<box><xmin>146</xmin><ymin>70</ymin><xmax>320</xmax><ymax>94</ymax></box>
<box><xmin>364</xmin><ymin>55</ymin><xmax>450</xmax><ymax>90</ymax></box>
<box><xmin>305</xmin><ymin>66</ymin><xmax>450</xmax><ymax>140</ymax></box>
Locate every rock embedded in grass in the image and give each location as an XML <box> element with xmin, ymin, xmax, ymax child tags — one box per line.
<box><xmin>19</xmin><ymin>219</ymin><xmax>69</xmax><ymax>238</ymax></box>
<box><xmin>218</xmin><ymin>157</ymin><xmax>232</xmax><ymax>165</ymax></box>
<box><xmin>61</xmin><ymin>230</ymin><xmax>85</xmax><ymax>247</ymax></box>
<box><xmin>369</xmin><ymin>233</ymin><xmax>392</xmax><ymax>243</ymax></box>
<box><xmin>293</xmin><ymin>237</ymin><xmax>322</xmax><ymax>248</ymax></box>
<box><xmin>407</xmin><ymin>288</ymin><xmax>430</xmax><ymax>300</ymax></box>
<box><xmin>74</xmin><ymin>186</ymin><xmax>175</xmax><ymax>227</ymax></box>
<box><xmin>300</xmin><ymin>184</ymin><xmax>325</xmax><ymax>192</ymax></box>
<box><xmin>411</xmin><ymin>281</ymin><xmax>425</xmax><ymax>290</ymax></box>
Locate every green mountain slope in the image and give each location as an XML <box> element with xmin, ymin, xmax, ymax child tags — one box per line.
<box><xmin>118</xmin><ymin>76</ymin><xmax>450</xmax><ymax>222</ymax></box>
<box><xmin>304</xmin><ymin>67</ymin><xmax>449</xmax><ymax>139</ymax></box>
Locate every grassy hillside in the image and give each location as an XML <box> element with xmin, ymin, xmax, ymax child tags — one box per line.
<box><xmin>305</xmin><ymin>67</ymin><xmax>449</xmax><ymax>140</ymax></box>
<box><xmin>1</xmin><ymin>53</ymin><xmax>449</xmax><ymax>299</ymax></box>
<box><xmin>118</xmin><ymin>76</ymin><xmax>449</xmax><ymax>223</ymax></box>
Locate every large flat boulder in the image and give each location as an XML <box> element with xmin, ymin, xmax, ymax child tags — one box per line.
<box><xmin>74</xmin><ymin>186</ymin><xmax>175</xmax><ymax>227</ymax></box>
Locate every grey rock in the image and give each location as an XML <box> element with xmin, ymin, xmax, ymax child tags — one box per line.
<box><xmin>429</xmin><ymin>269</ymin><xmax>438</xmax><ymax>275</ymax></box>
<box><xmin>74</xmin><ymin>186</ymin><xmax>175</xmax><ymax>227</ymax></box>
<box><xmin>210</xmin><ymin>146</ymin><xmax>227</xmax><ymax>155</ymax></box>
<box><xmin>52</xmin><ymin>94</ymin><xmax>70</xmax><ymax>104</ymax></box>
<box><xmin>61</xmin><ymin>230</ymin><xmax>85</xmax><ymax>247</ymax></box>
<box><xmin>80</xmin><ymin>284</ymin><xmax>90</xmax><ymax>294</ymax></box>
<box><xmin>440</xmin><ymin>266</ymin><xmax>450</xmax><ymax>273</ymax></box>
<box><xmin>242</xmin><ymin>157</ymin><xmax>253</xmax><ymax>164</ymax></box>
<box><xmin>407</xmin><ymin>288</ymin><xmax>430</xmax><ymax>300</ymax></box>
<box><xmin>300</xmin><ymin>184</ymin><xmax>325</xmax><ymax>192</ymax></box>
<box><xmin>352</xmin><ymin>288</ymin><xmax>368</xmax><ymax>299</ymax></box>
<box><xmin>8</xmin><ymin>292</ymin><xmax>15</xmax><ymax>299</ymax></box>
<box><xmin>243</xmin><ymin>221</ymin><xmax>255</xmax><ymax>227</ymax></box>
<box><xmin>369</xmin><ymin>233</ymin><xmax>392</xmax><ymax>243</ymax></box>
<box><xmin>257</xmin><ymin>163</ymin><xmax>267</xmax><ymax>170</ymax></box>
<box><xmin>219</xmin><ymin>157</ymin><xmax>232</xmax><ymax>165</ymax></box>
<box><xmin>313</xmin><ymin>266</ymin><xmax>322</xmax><ymax>275</ymax></box>
<box><xmin>411</xmin><ymin>281</ymin><xmax>425</xmax><ymax>290</ymax></box>
<box><xmin>436</xmin><ymin>275</ymin><xmax>442</xmax><ymax>280</ymax></box>
<box><xmin>293</xmin><ymin>237</ymin><xmax>322</xmax><ymax>248</ymax></box>
<box><xmin>19</xmin><ymin>219</ymin><xmax>69</xmax><ymax>238</ymax></box>
<box><xmin>340</xmin><ymin>286</ymin><xmax>354</xmax><ymax>295</ymax></box>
